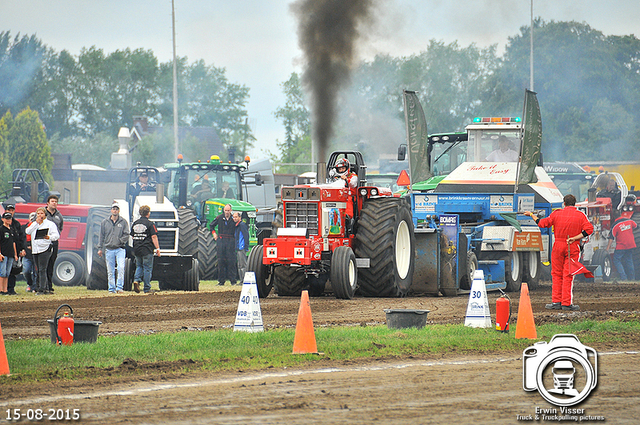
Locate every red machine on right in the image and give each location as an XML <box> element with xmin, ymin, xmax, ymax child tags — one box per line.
<box><xmin>575</xmin><ymin>171</ymin><xmax>640</xmax><ymax>281</ymax></box>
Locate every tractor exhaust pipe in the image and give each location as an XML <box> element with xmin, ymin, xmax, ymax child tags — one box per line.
<box><xmin>156</xmin><ymin>184</ymin><xmax>164</xmax><ymax>204</ymax></box>
<box><xmin>317</xmin><ymin>162</ymin><xmax>326</xmax><ymax>184</ymax></box>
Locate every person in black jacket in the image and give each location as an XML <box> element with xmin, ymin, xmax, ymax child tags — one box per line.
<box><xmin>0</xmin><ymin>212</ymin><xmax>18</xmax><ymax>295</ymax></box>
<box><xmin>210</xmin><ymin>204</ymin><xmax>236</xmax><ymax>285</ymax></box>
<box><xmin>44</xmin><ymin>195</ymin><xmax>63</xmax><ymax>292</ymax></box>
<box><xmin>131</xmin><ymin>205</ymin><xmax>161</xmax><ymax>293</ymax></box>
<box><xmin>4</xmin><ymin>205</ymin><xmax>25</xmax><ymax>295</ymax></box>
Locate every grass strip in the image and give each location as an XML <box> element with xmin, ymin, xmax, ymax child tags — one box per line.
<box><xmin>2</xmin><ymin>319</ymin><xmax>639</xmax><ymax>384</ymax></box>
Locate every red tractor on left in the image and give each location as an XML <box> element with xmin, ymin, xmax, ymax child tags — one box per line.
<box><xmin>1</xmin><ymin>169</ymin><xmax>105</xmax><ymax>287</ymax></box>
<box><xmin>248</xmin><ymin>151</ymin><xmax>415</xmax><ymax>299</ymax></box>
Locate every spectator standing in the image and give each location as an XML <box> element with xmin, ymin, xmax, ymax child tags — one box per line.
<box><xmin>4</xmin><ymin>204</ymin><xmax>25</xmax><ymax>295</ymax></box>
<box><xmin>45</xmin><ymin>195</ymin><xmax>63</xmax><ymax>293</ymax></box>
<box><xmin>233</xmin><ymin>212</ymin><xmax>250</xmax><ymax>284</ymax></box>
<box><xmin>0</xmin><ymin>212</ymin><xmax>18</xmax><ymax>295</ymax></box>
<box><xmin>25</xmin><ymin>207</ymin><xmax>59</xmax><ymax>295</ymax></box>
<box><xmin>525</xmin><ymin>194</ymin><xmax>594</xmax><ymax>311</ymax></box>
<box><xmin>97</xmin><ymin>202</ymin><xmax>130</xmax><ymax>294</ymax></box>
<box><xmin>210</xmin><ymin>204</ymin><xmax>236</xmax><ymax>285</ymax></box>
<box><xmin>22</xmin><ymin>212</ymin><xmax>37</xmax><ymax>292</ymax></box>
<box><xmin>607</xmin><ymin>215</ymin><xmax>637</xmax><ymax>281</ymax></box>
<box><xmin>131</xmin><ymin>205</ymin><xmax>161</xmax><ymax>293</ymax></box>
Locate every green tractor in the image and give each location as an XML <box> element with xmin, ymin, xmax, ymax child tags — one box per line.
<box><xmin>164</xmin><ymin>155</ymin><xmax>264</xmax><ymax>280</ymax></box>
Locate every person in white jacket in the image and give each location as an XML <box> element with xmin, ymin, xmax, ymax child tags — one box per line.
<box><xmin>25</xmin><ymin>207</ymin><xmax>59</xmax><ymax>295</ymax></box>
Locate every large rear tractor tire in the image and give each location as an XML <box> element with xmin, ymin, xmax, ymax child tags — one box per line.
<box><xmin>197</xmin><ymin>227</ymin><xmax>217</xmax><ymax>280</ymax></box>
<box><xmin>592</xmin><ymin>249</ymin><xmax>612</xmax><ymax>282</ymax></box>
<box><xmin>123</xmin><ymin>257</ymin><xmax>135</xmax><ymax>291</ymax></box>
<box><xmin>183</xmin><ymin>258</ymin><xmax>200</xmax><ymax>291</ymax></box>
<box><xmin>633</xmin><ymin>222</ymin><xmax>640</xmax><ymax>280</ymax></box>
<box><xmin>178</xmin><ymin>209</ymin><xmax>199</xmax><ymax>256</ymax></box>
<box><xmin>523</xmin><ymin>251</ymin><xmax>541</xmax><ymax>289</ymax></box>
<box><xmin>459</xmin><ymin>251</ymin><xmax>478</xmax><ymax>291</ymax></box>
<box><xmin>308</xmin><ymin>274</ymin><xmax>327</xmax><ymax>297</ymax></box>
<box><xmin>85</xmin><ymin>207</ymin><xmax>110</xmax><ymax>290</ymax></box>
<box><xmin>354</xmin><ymin>198</ymin><xmax>415</xmax><ymax>297</ymax></box>
<box><xmin>330</xmin><ymin>246</ymin><xmax>357</xmax><ymax>299</ymax></box>
<box><xmin>504</xmin><ymin>252</ymin><xmax>523</xmax><ymax>292</ymax></box>
<box><xmin>52</xmin><ymin>251</ymin><xmax>86</xmax><ymax>287</ymax></box>
<box><xmin>272</xmin><ymin>265</ymin><xmax>306</xmax><ymax>296</ymax></box>
<box><xmin>247</xmin><ymin>245</ymin><xmax>272</xmax><ymax>298</ymax></box>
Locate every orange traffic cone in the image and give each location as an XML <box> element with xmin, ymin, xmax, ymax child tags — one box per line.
<box><xmin>0</xmin><ymin>321</ymin><xmax>10</xmax><ymax>375</ymax></box>
<box><xmin>515</xmin><ymin>282</ymin><xmax>537</xmax><ymax>339</ymax></box>
<box><xmin>292</xmin><ymin>290</ymin><xmax>318</xmax><ymax>354</ymax></box>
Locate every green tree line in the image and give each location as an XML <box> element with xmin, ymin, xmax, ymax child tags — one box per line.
<box><xmin>273</xmin><ymin>20</ymin><xmax>640</xmax><ymax>172</ymax></box>
<box><xmin>0</xmin><ymin>31</ymin><xmax>254</xmax><ymax>171</ymax></box>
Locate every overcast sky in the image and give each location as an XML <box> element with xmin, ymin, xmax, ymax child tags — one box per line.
<box><xmin>2</xmin><ymin>0</ymin><xmax>639</xmax><ymax>159</ymax></box>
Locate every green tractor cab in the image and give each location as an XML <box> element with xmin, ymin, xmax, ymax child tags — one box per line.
<box><xmin>164</xmin><ymin>154</ymin><xmax>264</xmax><ymax>280</ymax></box>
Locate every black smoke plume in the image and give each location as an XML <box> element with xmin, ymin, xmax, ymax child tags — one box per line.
<box><xmin>291</xmin><ymin>0</ymin><xmax>376</xmax><ymax>163</ymax></box>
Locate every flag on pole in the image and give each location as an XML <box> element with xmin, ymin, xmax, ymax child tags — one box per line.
<box><xmin>518</xmin><ymin>89</ymin><xmax>542</xmax><ymax>185</ymax></box>
<box><xmin>568</xmin><ymin>240</ymin><xmax>594</xmax><ymax>278</ymax></box>
<box><xmin>403</xmin><ymin>90</ymin><xmax>431</xmax><ymax>185</ymax></box>
<box><xmin>570</xmin><ymin>258</ymin><xmax>594</xmax><ymax>278</ymax></box>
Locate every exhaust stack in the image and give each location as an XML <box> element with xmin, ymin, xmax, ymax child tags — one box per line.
<box><xmin>316</xmin><ymin>162</ymin><xmax>327</xmax><ymax>184</ymax></box>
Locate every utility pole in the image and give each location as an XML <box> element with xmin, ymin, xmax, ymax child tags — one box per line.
<box><xmin>172</xmin><ymin>0</ymin><xmax>179</xmax><ymax>159</ymax></box>
<box><xmin>530</xmin><ymin>0</ymin><xmax>534</xmax><ymax>91</ymax></box>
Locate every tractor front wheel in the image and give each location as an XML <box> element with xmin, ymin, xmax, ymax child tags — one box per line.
<box><xmin>272</xmin><ymin>265</ymin><xmax>306</xmax><ymax>296</ymax></box>
<box><xmin>330</xmin><ymin>246</ymin><xmax>357</xmax><ymax>299</ymax></box>
<box><xmin>247</xmin><ymin>245</ymin><xmax>272</xmax><ymax>298</ymax></box>
<box><xmin>504</xmin><ymin>252</ymin><xmax>523</xmax><ymax>292</ymax></box>
<box><xmin>523</xmin><ymin>251</ymin><xmax>541</xmax><ymax>289</ymax></box>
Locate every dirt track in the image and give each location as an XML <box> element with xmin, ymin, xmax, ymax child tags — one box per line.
<box><xmin>2</xmin><ymin>280</ymin><xmax>640</xmax><ymax>339</ymax></box>
<box><xmin>2</xmin><ymin>280</ymin><xmax>640</xmax><ymax>424</ymax></box>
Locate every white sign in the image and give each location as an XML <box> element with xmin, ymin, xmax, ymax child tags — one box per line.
<box><xmin>490</xmin><ymin>195</ymin><xmax>514</xmax><ymax>213</ymax></box>
<box><xmin>464</xmin><ymin>270</ymin><xmax>492</xmax><ymax>328</ymax></box>
<box><xmin>233</xmin><ymin>272</ymin><xmax>264</xmax><ymax>333</ymax></box>
<box><xmin>414</xmin><ymin>194</ymin><xmax>437</xmax><ymax>212</ymax></box>
<box><xmin>517</xmin><ymin>195</ymin><xmax>535</xmax><ymax>213</ymax></box>
<box><xmin>266</xmin><ymin>247</ymin><xmax>277</xmax><ymax>258</ymax></box>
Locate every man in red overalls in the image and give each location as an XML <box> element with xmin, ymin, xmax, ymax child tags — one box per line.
<box><xmin>525</xmin><ymin>194</ymin><xmax>594</xmax><ymax>311</ymax></box>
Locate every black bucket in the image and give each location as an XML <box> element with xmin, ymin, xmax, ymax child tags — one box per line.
<box><xmin>384</xmin><ymin>309</ymin><xmax>430</xmax><ymax>330</ymax></box>
<box><xmin>47</xmin><ymin>304</ymin><xmax>102</xmax><ymax>344</ymax></box>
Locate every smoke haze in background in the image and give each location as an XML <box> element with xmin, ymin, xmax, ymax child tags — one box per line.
<box><xmin>4</xmin><ymin>1</ymin><xmax>640</xmax><ymax>164</ymax></box>
<box><xmin>291</xmin><ymin>0</ymin><xmax>378</xmax><ymax>164</ymax></box>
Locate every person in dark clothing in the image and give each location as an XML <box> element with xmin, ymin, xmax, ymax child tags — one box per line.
<box><xmin>131</xmin><ymin>205</ymin><xmax>161</xmax><ymax>293</ymax></box>
<box><xmin>233</xmin><ymin>212</ymin><xmax>250</xmax><ymax>283</ymax></box>
<box><xmin>597</xmin><ymin>178</ymin><xmax>622</xmax><ymax>218</ymax></box>
<box><xmin>210</xmin><ymin>204</ymin><xmax>237</xmax><ymax>285</ymax></box>
<box><xmin>217</xmin><ymin>181</ymin><xmax>235</xmax><ymax>199</ymax></box>
<box><xmin>129</xmin><ymin>172</ymin><xmax>156</xmax><ymax>199</ymax></box>
<box><xmin>44</xmin><ymin>195</ymin><xmax>64</xmax><ymax>292</ymax></box>
<box><xmin>0</xmin><ymin>212</ymin><xmax>18</xmax><ymax>295</ymax></box>
<box><xmin>4</xmin><ymin>205</ymin><xmax>25</xmax><ymax>295</ymax></box>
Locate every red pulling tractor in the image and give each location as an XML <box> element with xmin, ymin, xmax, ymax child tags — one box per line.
<box><xmin>248</xmin><ymin>151</ymin><xmax>415</xmax><ymax>299</ymax></box>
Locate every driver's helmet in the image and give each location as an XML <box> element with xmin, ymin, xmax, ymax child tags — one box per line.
<box><xmin>335</xmin><ymin>158</ymin><xmax>350</xmax><ymax>177</ymax></box>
